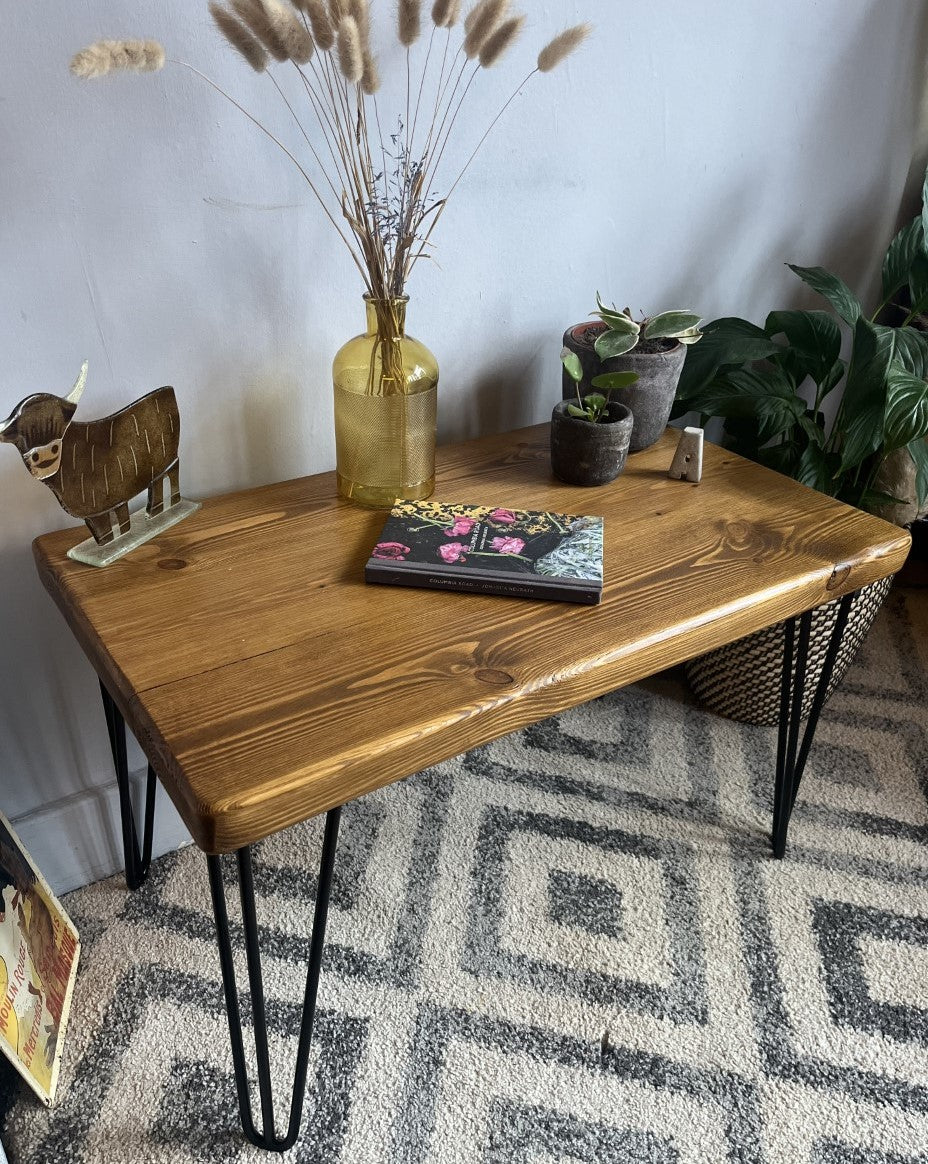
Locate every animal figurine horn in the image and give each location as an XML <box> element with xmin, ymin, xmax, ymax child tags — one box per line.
<box><xmin>0</xmin><ymin>363</ymin><xmax>194</xmax><ymax>553</ymax></box>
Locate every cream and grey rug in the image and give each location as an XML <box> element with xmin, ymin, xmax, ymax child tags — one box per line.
<box><xmin>2</xmin><ymin>589</ymin><xmax>928</xmax><ymax>1163</ymax></box>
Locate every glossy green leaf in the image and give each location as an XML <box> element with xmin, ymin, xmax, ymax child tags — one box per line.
<box><xmin>787</xmin><ymin>263</ymin><xmax>862</xmax><ymax>326</ymax></box>
<box><xmin>883</xmin><ymin>367</ymin><xmax>928</xmax><ymax>452</ymax></box>
<box><xmin>887</xmin><ymin>325</ymin><xmax>928</xmax><ymax>379</ymax></box>
<box><xmin>796</xmin><ymin>441</ymin><xmax>836</xmax><ymax>493</ymax></box>
<box><xmin>691</xmin><ymin>365</ymin><xmax>804</xmax><ymax>444</ymax></box>
<box><xmin>798</xmin><ymin>413</ymin><xmax>827</xmax><ymax>447</ymax></box>
<box><xmin>566</xmin><ymin>404</ymin><xmax>591</xmax><ymax>419</ymax></box>
<box><xmin>908</xmin><ymin>253</ymin><xmax>928</xmax><ymax>317</ymax></box>
<box><xmin>764</xmin><ymin>309</ymin><xmax>842</xmax><ymax>387</ymax></box>
<box><xmin>882</xmin><ymin>217</ymin><xmax>925</xmax><ymax>303</ymax></box>
<box><xmin>836</xmin><ymin>316</ymin><xmax>895</xmax><ymax>473</ymax></box>
<box><xmin>819</xmin><ymin>358</ymin><xmax>846</xmax><ymax>398</ymax></box>
<box><xmin>673</xmin><ymin>317</ymin><xmax>784</xmax><ymax>409</ymax></box>
<box><xmin>584</xmin><ymin>393</ymin><xmax>607</xmax><ymax>410</ymax></box>
<box><xmin>643</xmin><ymin>311</ymin><xmax>701</xmax><ymax>340</ymax></box>
<box><xmin>560</xmin><ymin>348</ymin><xmax>583</xmax><ymax>382</ymax></box>
<box><xmin>858</xmin><ymin>486</ymin><xmax>907</xmax><ymax>510</ymax></box>
<box><xmin>908</xmin><ymin>435</ymin><xmax>928</xmax><ymax>509</ymax></box>
<box><xmin>597</xmin><ymin>310</ymin><xmax>639</xmax><ymax>334</ymax></box>
<box><xmin>757</xmin><ymin>440</ymin><xmax>802</xmax><ymax>478</ymax></box>
<box><xmin>591</xmin><ymin>371</ymin><xmax>639</xmax><ymax>390</ymax></box>
<box><xmin>595</xmin><ymin>329</ymin><xmax>640</xmax><ymax>359</ymax></box>
<box><xmin>595</xmin><ymin>293</ymin><xmax>639</xmax><ymax>335</ymax></box>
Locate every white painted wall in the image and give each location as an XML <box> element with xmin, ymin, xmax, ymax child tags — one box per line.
<box><xmin>1</xmin><ymin>0</ymin><xmax>926</xmax><ymax>891</ymax></box>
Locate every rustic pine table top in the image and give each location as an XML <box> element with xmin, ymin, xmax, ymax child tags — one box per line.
<box><xmin>32</xmin><ymin>425</ymin><xmax>910</xmax><ymax>855</ymax></box>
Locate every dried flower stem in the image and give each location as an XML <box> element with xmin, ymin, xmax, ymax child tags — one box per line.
<box><xmin>76</xmin><ymin>9</ymin><xmax>593</xmax><ymax>358</ymax></box>
<box><xmin>173</xmin><ymin>58</ymin><xmax>372</xmax><ymax>289</ymax></box>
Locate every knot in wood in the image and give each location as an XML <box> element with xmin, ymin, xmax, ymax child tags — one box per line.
<box><xmin>158</xmin><ymin>558</ymin><xmax>188</xmax><ymax>571</ymax></box>
<box><xmin>474</xmin><ymin>668</ymin><xmax>515</xmax><ymax>687</ymax></box>
<box><xmin>827</xmin><ymin>564</ymin><xmax>852</xmax><ymax>591</ymax></box>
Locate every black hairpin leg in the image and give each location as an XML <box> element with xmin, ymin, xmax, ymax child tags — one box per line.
<box><xmin>772</xmin><ymin>591</ymin><xmax>856</xmax><ymax>858</ymax></box>
<box><xmin>99</xmin><ymin>681</ymin><xmax>157</xmax><ymax>890</ymax></box>
<box><xmin>206</xmin><ymin>806</ymin><xmax>342</xmax><ymax>1153</ymax></box>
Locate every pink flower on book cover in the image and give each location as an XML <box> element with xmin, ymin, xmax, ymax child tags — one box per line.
<box><xmin>491</xmin><ymin>536</ymin><xmax>526</xmax><ymax>555</ymax></box>
<box><xmin>445</xmin><ymin>516</ymin><xmax>476</xmax><ymax>536</ymax></box>
<box><xmin>372</xmin><ymin>542</ymin><xmax>411</xmax><ymax>560</ymax></box>
<box><xmin>489</xmin><ymin>508</ymin><xmax>517</xmax><ymax>525</ymax></box>
<box><xmin>439</xmin><ymin>542</ymin><xmax>467</xmax><ymax>563</ymax></box>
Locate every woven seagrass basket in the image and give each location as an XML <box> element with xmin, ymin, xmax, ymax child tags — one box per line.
<box><xmin>683</xmin><ymin>576</ymin><xmax>893</xmax><ymax>725</ymax></box>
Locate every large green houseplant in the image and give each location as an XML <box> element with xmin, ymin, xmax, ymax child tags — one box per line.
<box><xmin>671</xmin><ymin>177</ymin><xmax>928</xmax><ymax>723</ymax></box>
<box><xmin>673</xmin><ymin>180</ymin><xmax>928</xmax><ymax>514</ymax></box>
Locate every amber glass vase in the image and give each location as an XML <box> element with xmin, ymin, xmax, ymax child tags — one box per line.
<box><xmin>332</xmin><ymin>296</ymin><xmax>438</xmax><ymax>508</ymax></box>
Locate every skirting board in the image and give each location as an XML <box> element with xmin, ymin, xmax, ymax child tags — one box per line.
<box><xmin>9</xmin><ymin>769</ymin><xmax>191</xmax><ymax>894</ymax></box>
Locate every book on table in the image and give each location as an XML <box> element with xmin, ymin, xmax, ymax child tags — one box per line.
<box><xmin>364</xmin><ymin>500</ymin><xmax>604</xmax><ymax>604</ymax></box>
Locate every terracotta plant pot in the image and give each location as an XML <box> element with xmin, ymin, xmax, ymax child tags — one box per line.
<box><xmin>562</xmin><ymin>322</ymin><xmax>686</xmax><ymax>452</ymax></box>
<box><xmin>550</xmin><ymin>400</ymin><xmax>633</xmax><ymax>486</ymax></box>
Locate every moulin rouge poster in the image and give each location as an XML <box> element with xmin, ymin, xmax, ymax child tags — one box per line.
<box><xmin>0</xmin><ymin>813</ymin><xmax>80</xmax><ymax>1105</ymax></box>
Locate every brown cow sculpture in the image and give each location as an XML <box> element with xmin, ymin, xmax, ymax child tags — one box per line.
<box><xmin>0</xmin><ymin>362</ymin><xmax>194</xmax><ymax>552</ymax></box>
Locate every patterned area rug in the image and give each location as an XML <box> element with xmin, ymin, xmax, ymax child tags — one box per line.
<box><xmin>3</xmin><ymin>588</ymin><xmax>928</xmax><ymax>1164</ymax></box>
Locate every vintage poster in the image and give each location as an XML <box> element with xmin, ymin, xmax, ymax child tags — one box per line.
<box><xmin>0</xmin><ymin>813</ymin><xmax>80</xmax><ymax>1105</ymax></box>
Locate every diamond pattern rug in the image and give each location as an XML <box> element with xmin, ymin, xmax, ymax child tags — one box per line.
<box><xmin>2</xmin><ymin>588</ymin><xmax>927</xmax><ymax>1163</ymax></box>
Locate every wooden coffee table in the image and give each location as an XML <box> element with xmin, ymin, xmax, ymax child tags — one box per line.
<box><xmin>32</xmin><ymin>424</ymin><xmax>910</xmax><ymax>1152</ymax></box>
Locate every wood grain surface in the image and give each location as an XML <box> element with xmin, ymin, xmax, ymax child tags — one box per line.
<box><xmin>32</xmin><ymin>425</ymin><xmax>911</xmax><ymax>854</ymax></box>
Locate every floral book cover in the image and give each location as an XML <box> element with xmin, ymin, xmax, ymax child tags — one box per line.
<box><xmin>365</xmin><ymin>501</ymin><xmax>604</xmax><ymax>604</ymax></box>
<box><xmin>0</xmin><ymin>813</ymin><xmax>80</xmax><ymax>1106</ymax></box>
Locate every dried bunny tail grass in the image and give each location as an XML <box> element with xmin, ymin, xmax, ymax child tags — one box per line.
<box><xmin>399</xmin><ymin>0</ymin><xmax>422</xmax><ymax>45</ymax></box>
<box><xmin>230</xmin><ymin>0</ymin><xmax>290</xmax><ymax>60</ymax></box>
<box><xmin>328</xmin><ymin>0</ymin><xmax>348</xmax><ymax>21</ymax></box>
<box><xmin>463</xmin><ymin>0</ymin><xmax>509</xmax><ymax>58</ymax></box>
<box><xmin>537</xmin><ymin>22</ymin><xmax>591</xmax><ymax>72</ymax></box>
<box><xmin>265</xmin><ymin>0</ymin><xmax>315</xmax><ymax>62</ymax></box>
<box><xmin>336</xmin><ymin>15</ymin><xmax>363</xmax><ymax>82</ymax></box>
<box><xmin>70</xmin><ymin>39</ymin><xmax>165</xmax><ymax>78</ymax></box>
<box><xmin>478</xmin><ymin>13</ymin><xmax>523</xmax><ymax>67</ymax></box>
<box><xmin>361</xmin><ymin>48</ymin><xmax>380</xmax><ymax>94</ymax></box>
<box><xmin>431</xmin><ymin>0</ymin><xmax>461</xmax><ymax>27</ymax></box>
<box><xmin>295</xmin><ymin>0</ymin><xmax>334</xmax><ymax>50</ymax></box>
<box><xmin>348</xmin><ymin>0</ymin><xmax>371</xmax><ymax>49</ymax></box>
<box><xmin>209</xmin><ymin>3</ymin><xmax>269</xmax><ymax>70</ymax></box>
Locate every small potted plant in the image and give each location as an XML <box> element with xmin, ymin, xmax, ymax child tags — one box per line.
<box><xmin>562</xmin><ymin>296</ymin><xmax>702</xmax><ymax>452</ymax></box>
<box><xmin>550</xmin><ymin>356</ymin><xmax>635</xmax><ymax>486</ymax></box>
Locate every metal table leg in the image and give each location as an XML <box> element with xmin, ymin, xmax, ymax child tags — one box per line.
<box><xmin>772</xmin><ymin>591</ymin><xmax>856</xmax><ymax>858</ymax></box>
<box><xmin>99</xmin><ymin>681</ymin><xmax>157</xmax><ymax>890</ymax></box>
<box><xmin>206</xmin><ymin>806</ymin><xmax>342</xmax><ymax>1153</ymax></box>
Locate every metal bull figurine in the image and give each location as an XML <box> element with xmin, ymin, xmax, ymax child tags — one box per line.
<box><xmin>0</xmin><ymin>362</ymin><xmax>200</xmax><ymax>566</ymax></box>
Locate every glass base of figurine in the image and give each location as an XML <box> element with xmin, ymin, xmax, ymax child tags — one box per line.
<box><xmin>67</xmin><ymin>499</ymin><xmax>201</xmax><ymax>567</ymax></box>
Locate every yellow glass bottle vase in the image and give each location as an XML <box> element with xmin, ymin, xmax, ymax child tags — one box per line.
<box><xmin>333</xmin><ymin>296</ymin><xmax>438</xmax><ymax>508</ymax></box>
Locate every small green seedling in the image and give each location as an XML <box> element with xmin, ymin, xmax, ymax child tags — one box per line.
<box><xmin>560</xmin><ymin>348</ymin><xmax>638</xmax><ymax>423</ymax></box>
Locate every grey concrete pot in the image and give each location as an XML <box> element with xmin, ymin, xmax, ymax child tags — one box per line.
<box><xmin>550</xmin><ymin>400</ymin><xmax>633</xmax><ymax>486</ymax></box>
<box><xmin>562</xmin><ymin>322</ymin><xmax>687</xmax><ymax>452</ymax></box>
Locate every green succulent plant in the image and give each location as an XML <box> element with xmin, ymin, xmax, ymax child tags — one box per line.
<box><xmin>591</xmin><ymin>294</ymin><xmax>703</xmax><ymax>358</ymax></box>
<box><xmin>559</xmin><ymin>296</ymin><xmax>703</xmax><ymax>421</ymax></box>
